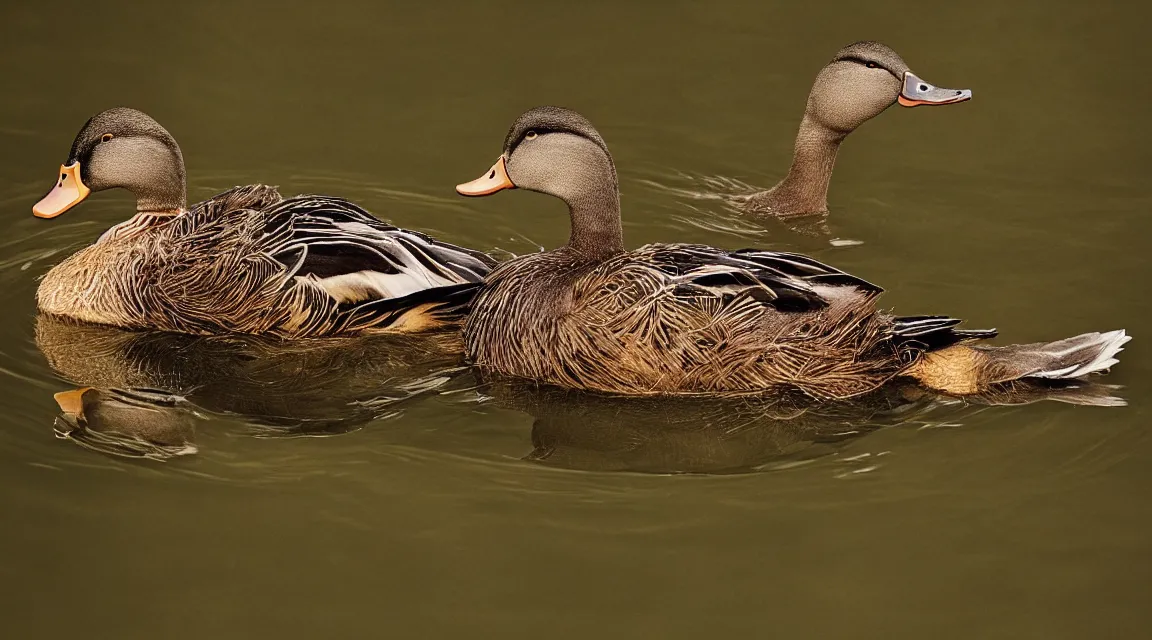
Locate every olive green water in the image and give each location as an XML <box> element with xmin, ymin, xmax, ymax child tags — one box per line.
<box><xmin>2</xmin><ymin>1</ymin><xmax>1150</xmax><ymax>637</ymax></box>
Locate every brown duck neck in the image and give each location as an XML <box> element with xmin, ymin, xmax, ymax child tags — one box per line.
<box><xmin>134</xmin><ymin>153</ymin><xmax>187</xmax><ymax>215</ymax></box>
<box><xmin>766</xmin><ymin>115</ymin><xmax>845</xmax><ymax>215</ymax></box>
<box><xmin>135</xmin><ymin>190</ymin><xmax>186</xmax><ymax>216</ymax></box>
<box><xmin>566</xmin><ymin>198</ymin><xmax>625</xmax><ymax>260</ymax></box>
<box><xmin>564</xmin><ymin>182</ymin><xmax>625</xmax><ymax>261</ymax></box>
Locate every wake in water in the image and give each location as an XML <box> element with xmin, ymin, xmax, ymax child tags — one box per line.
<box><xmin>634</xmin><ymin>170</ymin><xmax>862</xmax><ymax>246</ymax></box>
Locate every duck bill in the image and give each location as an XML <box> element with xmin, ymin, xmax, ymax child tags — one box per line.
<box><xmin>54</xmin><ymin>387</ymin><xmax>94</xmax><ymax>417</ymax></box>
<box><xmin>456</xmin><ymin>156</ymin><xmax>516</xmax><ymax>197</ymax></box>
<box><xmin>897</xmin><ymin>71</ymin><xmax>973</xmax><ymax>107</ymax></box>
<box><xmin>33</xmin><ymin>162</ymin><xmax>91</xmax><ymax>218</ymax></box>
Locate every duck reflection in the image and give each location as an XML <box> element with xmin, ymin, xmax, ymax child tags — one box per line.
<box><xmin>487</xmin><ymin>378</ymin><xmax>1125</xmax><ymax>474</ymax></box>
<box><xmin>37</xmin><ymin>314</ymin><xmax>1125</xmax><ymax>470</ymax></box>
<box><xmin>36</xmin><ymin>314</ymin><xmax>473</xmax><ymax>459</ymax></box>
<box><xmin>53</xmin><ymin>387</ymin><xmax>199</xmax><ymax>460</ymax></box>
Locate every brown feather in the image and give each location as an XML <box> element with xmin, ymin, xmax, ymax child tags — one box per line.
<box><xmin>465</xmin><ymin>244</ymin><xmax>914</xmax><ymax>400</ymax></box>
<box><xmin>38</xmin><ymin>185</ymin><xmax>495</xmax><ymax>337</ymax></box>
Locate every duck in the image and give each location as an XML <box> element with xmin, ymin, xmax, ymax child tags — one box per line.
<box><xmin>739</xmin><ymin>41</ymin><xmax>971</xmax><ymax>218</ymax></box>
<box><xmin>32</xmin><ymin>107</ymin><xmax>497</xmax><ymax>337</ymax></box>
<box><xmin>454</xmin><ymin>106</ymin><xmax>1129</xmax><ymax>400</ymax></box>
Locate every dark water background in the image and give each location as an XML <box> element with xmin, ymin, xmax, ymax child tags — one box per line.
<box><xmin>2</xmin><ymin>1</ymin><xmax>1150</xmax><ymax>637</ymax></box>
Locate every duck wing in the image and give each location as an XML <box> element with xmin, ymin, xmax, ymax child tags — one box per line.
<box><xmin>640</xmin><ymin>244</ymin><xmax>880</xmax><ymax>312</ymax></box>
<box><xmin>164</xmin><ymin>189</ymin><xmax>495</xmax><ymax>335</ymax></box>
<box><xmin>258</xmin><ymin>195</ymin><xmax>497</xmax><ymax>306</ymax></box>
<box><xmin>891</xmin><ymin>315</ymin><xmax>998</xmax><ymax>352</ymax></box>
<box><xmin>729</xmin><ymin>249</ymin><xmax>883</xmax><ymax>293</ymax></box>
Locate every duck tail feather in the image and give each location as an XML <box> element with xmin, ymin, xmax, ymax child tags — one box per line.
<box><xmin>987</xmin><ymin>330</ymin><xmax>1133</xmax><ymax>381</ymax></box>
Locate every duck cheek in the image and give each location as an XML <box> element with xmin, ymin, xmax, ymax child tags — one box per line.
<box><xmin>504</xmin><ymin>152</ymin><xmax>549</xmax><ymax>195</ymax></box>
<box><xmin>809</xmin><ymin>83</ymin><xmax>886</xmax><ymax>133</ymax></box>
<box><xmin>83</xmin><ymin>138</ymin><xmax>170</xmax><ymax>193</ymax></box>
<box><xmin>816</xmin><ymin>97</ymin><xmax>885</xmax><ymax>134</ymax></box>
<box><xmin>88</xmin><ymin>142</ymin><xmax>146</xmax><ymax>191</ymax></box>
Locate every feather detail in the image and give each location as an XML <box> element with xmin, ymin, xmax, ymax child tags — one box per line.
<box><xmin>465</xmin><ymin>243</ymin><xmax>923</xmax><ymax>400</ymax></box>
<box><xmin>37</xmin><ymin>186</ymin><xmax>498</xmax><ymax>337</ymax></box>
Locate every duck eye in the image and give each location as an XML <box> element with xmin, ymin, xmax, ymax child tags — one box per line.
<box><xmin>100</xmin><ymin>133</ymin><xmax>114</xmax><ymax>143</ymax></box>
<box><xmin>524</xmin><ymin>131</ymin><xmax>538</xmax><ymax>141</ymax></box>
<box><xmin>865</xmin><ymin>61</ymin><xmax>879</xmax><ymax>69</ymax></box>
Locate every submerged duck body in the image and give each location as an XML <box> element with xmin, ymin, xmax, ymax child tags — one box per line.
<box><xmin>457</xmin><ymin>106</ymin><xmax>1128</xmax><ymax>400</ymax></box>
<box><xmin>34</xmin><ymin>108</ymin><xmax>495</xmax><ymax>337</ymax></box>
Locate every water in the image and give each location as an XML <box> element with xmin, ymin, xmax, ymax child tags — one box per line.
<box><xmin>2</xmin><ymin>1</ymin><xmax>1150</xmax><ymax>637</ymax></box>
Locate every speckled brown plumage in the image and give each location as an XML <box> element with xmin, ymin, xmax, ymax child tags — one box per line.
<box><xmin>38</xmin><ymin>184</ymin><xmax>495</xmax><ymax>336</ymax></box>
<box><xmin>471</xmin><ymin>245</ymin><xmax>890</xmax><ymax>398</ymax></box>
<box><xmin>458</xmin><ymin>106</ymin><xmax>1129</xmax><ymax>399</ymax></box>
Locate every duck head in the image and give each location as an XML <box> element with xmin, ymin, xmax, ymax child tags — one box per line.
<box><xmin>457</xmin><ymin>106</ymin><xmax>617</xmax><ymax>196</ymax></box>
<box><xmin>33</xmin><ymin>107</ymin><xmax>187</xmax><ymax>219</ymax></box>
<box><xmin>457</xmin><ymin>106</ymin><xmax>624</xmax><ymax>258</ymax></box>
<box><xmin>807</xmin><ymin>41</ymin><xmax>971</xmax><ymax>135</ymax></box>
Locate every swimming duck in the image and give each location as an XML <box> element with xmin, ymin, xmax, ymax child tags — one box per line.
<box><xmin>741</xmin><ymin>41</ymin><xmax>971</xmax><ymax>218</ymax></box>
<box><xmin>455</xmin><ymin>106</ymin><xmax>1128</xmax><ymax>399</ymax></box>
<box><xmin>33</xmin><ymin>108</ymin><xmax>496</xmax><ymax>337</ymax></box>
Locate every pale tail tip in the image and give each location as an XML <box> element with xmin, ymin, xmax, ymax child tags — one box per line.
<box><xmin>1075</xmin><ymin>329</ymin><xmax>1131</xmax><ymax>378</ymax></box>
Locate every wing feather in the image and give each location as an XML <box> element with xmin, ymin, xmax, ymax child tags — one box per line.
<box><xmin>634</xmin><ymin>243</ymin><xmax>881</xmax><ymax>313</ymax></box>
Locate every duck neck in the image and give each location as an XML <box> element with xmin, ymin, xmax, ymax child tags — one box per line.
<box><xmin>563</xmin><ymin>179</ymin><xmax>625</xmax><ymax>261</ymax></box>
<box><xmin>134</xmin><ymin>144</ymin><xmax>188</xmax><ymax>215</ymax></box>
<box><xmin>135</xmin><ymin>178</ymin><xmax>186</xmax><ymax>216</ymax></box>
<box><xmin>769</xmin><ymin>115</ymin><xmax>844</xmax><ymax>215</ymax></box>
<box><xmin>559</xmin><ymin>161</ymin><xmax>626</xmax><ymax>261</ymax></box>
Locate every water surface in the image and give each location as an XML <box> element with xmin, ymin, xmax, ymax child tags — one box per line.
<box><xmin>2</xmin><ymin>1</ymin><xmax>1150</xmax><ymax>637</ymax></box>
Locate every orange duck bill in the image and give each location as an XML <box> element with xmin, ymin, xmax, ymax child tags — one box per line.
<box><xmin>53</xmin><ymin>387</ymin><xmax>94</xmax><ymax>417</ymax></box>
<box><xmin>897</xmin><ymin>71</ymin><xmax>973</xmax><ymax>107</ymax></box>
<box><xmin>456</xmin><ymin>156</ymin><xmax>515</xmax><ymax>196</ymax></box>
<box><xmin>33</xmin><ymin>162</ymin><xmax>90</xmax><ymax>218</ymax></box>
